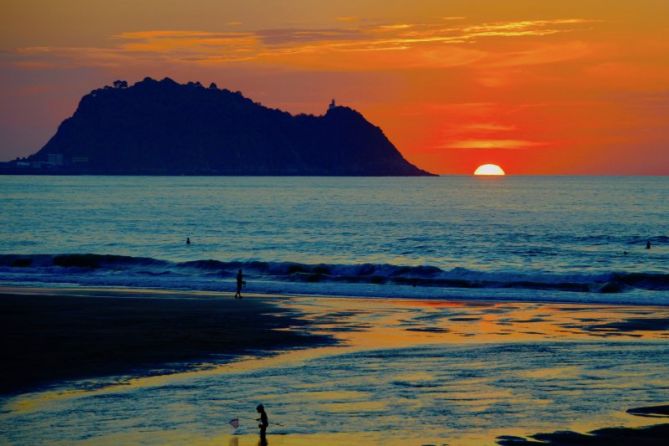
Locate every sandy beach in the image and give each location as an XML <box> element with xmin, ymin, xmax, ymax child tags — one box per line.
<box><xmin>0</xmin><ymin>287</ymin><xmax>333</xmax><ymax>395</ymax></box>
<box><xmin>1</xmin><ymin>286</ymin><xmax>669</xmax><ymax>445</ymax></box>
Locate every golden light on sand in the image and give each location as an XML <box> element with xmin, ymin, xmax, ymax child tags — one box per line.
<box><xmin>474</xmin><ymin>164</ymin><xmax>506</xmax><ymax>176</ymax></box>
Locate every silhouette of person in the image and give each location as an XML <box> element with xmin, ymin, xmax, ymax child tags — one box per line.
<box><xmin>235</xmin><ymin>269</ymin><xmax>245</xmax><ymax>299</ymax></box>
<box><xmin>186</xmin><ymin>237</ymin><xmax>191</xmax><ymax>245</ymax></box>
<box><xmin>256</xmin><ymin>404</ymin><xmax>268</xmax><ymax>442</ymax></box>
<box><xmin>646</xmin><ymin>240</ymin><xmax>651</xmax><ymax>250</ymax></box>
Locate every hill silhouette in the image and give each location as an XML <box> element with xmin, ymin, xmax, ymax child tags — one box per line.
<box><xmin>6</xmin><ymin>77</ymin><xmax>432</xmax><ymax>176</ymax></box>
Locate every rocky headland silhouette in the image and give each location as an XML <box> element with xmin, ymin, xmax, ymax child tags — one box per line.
<box><xmin>3</xmin><ymin>77</ymin><xmax>432</xmax><ymax>176</ymax></box>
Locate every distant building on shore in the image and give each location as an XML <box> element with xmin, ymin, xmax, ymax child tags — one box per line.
<box><xmin>47</xmin><ymin>153</ymin><xmax>64</xmax><ymax>166</ymax></box>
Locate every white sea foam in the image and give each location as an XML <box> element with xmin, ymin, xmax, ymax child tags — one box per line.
<box><xmin>1</xmin><ymin>253</ymin><xmax>668</xmax><ymax>305</ymax></box>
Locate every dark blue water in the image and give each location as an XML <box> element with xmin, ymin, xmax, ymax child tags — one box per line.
<box><xmin>1</xmin><ymin>176</ymin><xmax>668</xmax><ymax>303</ymax></box>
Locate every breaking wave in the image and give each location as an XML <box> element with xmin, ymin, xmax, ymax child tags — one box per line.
<box><xmin>1</xmin><ymin>253</ymin><xmax>668</xmax><ymax>305</ymax></box>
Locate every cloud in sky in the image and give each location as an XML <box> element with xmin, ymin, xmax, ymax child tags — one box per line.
<box><xmin>6</xmin><ymin>18</ymin><xmax>596</xmax><ymax>70</ymax></box>
<box><xmin>442</xmin><ymin>139</ymin><xmax>548</xmax><ymax>149</ymax></box>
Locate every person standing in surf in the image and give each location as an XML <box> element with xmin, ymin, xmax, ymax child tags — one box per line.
<box><xmin>256</xmin><ymin>404</ymin><xmax>269</xmax><ymax>442</ymax></box>
<box><xmin>235</xmin><ymin>269</ymin><xmax>245</xmax><ymax>299</ymax></box>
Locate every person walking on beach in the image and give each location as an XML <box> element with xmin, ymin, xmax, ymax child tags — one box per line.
<box><xmin>235</xmin><ymin>269</ymin><xmax>245</xmax><ymax>299</ymax></box>
<box><xmin>256</xmin><ymin>404</ymin><xmax>269</xmax><ymax>441</ymax></box>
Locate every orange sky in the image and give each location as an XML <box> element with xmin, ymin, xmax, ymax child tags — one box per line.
<box><xmin>1</xmin><ymin>0</ymin><xmax>668</xmax><ymax>174</ymax></box>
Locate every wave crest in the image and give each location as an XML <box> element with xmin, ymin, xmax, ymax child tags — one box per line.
<box><xmin>1</xmin><ymin>253</ymin><xmax>668</xmax><ymax>299</ymax></box>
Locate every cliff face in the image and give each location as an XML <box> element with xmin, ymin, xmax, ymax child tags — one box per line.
<box><xmin>26</xmin><ymin>77</ymin><xmax>432</xmax><ymax>176</ymax></box>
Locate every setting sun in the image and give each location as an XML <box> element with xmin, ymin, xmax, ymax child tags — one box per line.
<box><xmin>474</xmin><ymin>164</ymin><xmax>506</xmax><ymax>176</ymax></box>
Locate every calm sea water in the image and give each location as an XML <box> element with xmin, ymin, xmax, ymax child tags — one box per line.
<box><xmin>1</xmin><ymin>176</ymin><xmax>667</xmax><ymax>303</ymax></box>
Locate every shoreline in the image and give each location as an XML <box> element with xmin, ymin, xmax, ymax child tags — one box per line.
<box><xmin>3</xmin><ymin>284</ymin><xmax>669</xmax><ymax>397</ymax></box>
<box><xmin>2</xmin><ymin>250</ymin><xmax>668</xmax><ymax>307</ymax></box>
<box><xmin>2</xmin><ymin>279</ymin><xmax>669</xmax><ymax>308</ymax></box>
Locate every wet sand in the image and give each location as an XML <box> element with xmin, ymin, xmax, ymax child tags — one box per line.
<box><xmin>0</xmin><ymin>287</ymin><xmax>332</xmax><ymax>395</ymax></box>
<box><xmin>497</xmin><ymin>402</ymin><xmax>669</xmax><ymax>445</ymax></box>
<box><xmin>497</xmin><ymin>423</ymin><xmax>669</xmax><ymax>445</ymax></box>
<box><xmin>2</xmin><ymin>287</ymin><xmax>669</xmax><ymax>445</ymax></box>
<box><xmin>628</xmin><ymin>404</ymin><xmax>669</xmax><ymax>417</ymax></box>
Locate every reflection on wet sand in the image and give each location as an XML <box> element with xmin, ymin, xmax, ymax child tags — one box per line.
<box><xmin>281</xmin><ymin>296</ymin><xmax>669</xmax><ymax>347</ymax></box>
<box><xmin>2</xmin><ymin>292</ymin><xmax>669</xmax><ymax>445</ymax></box>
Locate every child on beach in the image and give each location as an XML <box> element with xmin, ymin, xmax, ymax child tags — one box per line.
<box><xmin>256</xmin><ymin>404</ymin><xmax>268</xmax><ymax>440</ymax></box>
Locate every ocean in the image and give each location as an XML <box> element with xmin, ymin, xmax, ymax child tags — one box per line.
<box><xmin>1</xmin><ymin>175</ymin><xmax>667</xmax><ymax>304</ymax></box>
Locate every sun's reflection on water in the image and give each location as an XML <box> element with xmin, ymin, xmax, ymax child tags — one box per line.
<box><xmin>3</xmin><ymin>294</ymin><xmax>669</xmax><ymax>445</ymax></box>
